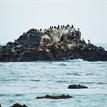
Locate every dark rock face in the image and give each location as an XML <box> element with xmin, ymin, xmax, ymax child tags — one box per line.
<box><xmin>17</xmin><ymin>49</ymin><xmax>54</xmax><ymax>61</ymax></box>
<box><xmin>36</xmin><ymin>94</ymin><xmax>73</xmax><ymax>99</ymax></box>
<box><xmin>0</xmin><ymin>25</ymin><xmax>107</xmax><ymax>62</ymax></box>
<box><xmin>72</xmin><ymin>44</ymin><xmax>107</xmax><ymax>61</ymax></box>
<box><xmin>11</xmin><ymin>103</ymin><xmax>28</xmax><ymax>107</ymax></box>
<box><xmin>68</xmin><ymin>84</ymin><xmax>88</xmax><ymax>89</ymax></box>
<box><xmin>16</xmin><ymin>30</ymin><xmax>43</xmax><ymax>48</ymax></box>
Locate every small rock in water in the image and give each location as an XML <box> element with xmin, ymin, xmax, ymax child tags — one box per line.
<box><xmin>68</xmin><ymin>84</ymin><xmax>88</xmax><ymax>89</ymax></box>
<box><xmin>36</xmin><ymin>94</ymin><xmax>73</xmax><ymax>99</ymax></box>
<box><xmin>11</xmin><ymin>103</ymin><xmax>28</xmax><ymax>107</ymax></box>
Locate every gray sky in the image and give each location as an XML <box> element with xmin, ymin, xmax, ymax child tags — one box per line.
<box><xmin>0</xmin><ymin>0</ymin><xmax>107</xmax><ymax>45</ymax></box>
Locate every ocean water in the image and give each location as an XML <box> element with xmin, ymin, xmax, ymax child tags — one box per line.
<box><xmin>0</xmin><ymin>44</ymin><xmax>107</xmax><ymax>107</ymax></box>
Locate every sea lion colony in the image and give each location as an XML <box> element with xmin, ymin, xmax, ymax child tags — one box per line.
<box><xmin>16</xmin><ymin>24</ymin><xmax>82</xmax><ymax>52</ymax></box>
<box><xmin>0</xmin><ymin>24</ymin><xmax>107</xmax><ymax>61</ymax></box>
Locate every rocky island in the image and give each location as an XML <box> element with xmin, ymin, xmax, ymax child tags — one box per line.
<box><xmin>0</xmin><ymin>24</ymin><xmax>107</xmax><ymax>62</ymax></box>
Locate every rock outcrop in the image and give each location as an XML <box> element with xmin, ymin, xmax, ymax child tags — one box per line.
<box><xmin>68</xmin><ymin>84</ymin><xmax>88</xmax><ymax>89</ymax></box>
<box><xmin>36</xmin><ymin>94</ymin><xmax>73</xmax><ymax>99</ymax></box>
<box><xmin>0</xmin><ymin>24</ymin><xmax>107</xmax><ymax>62</ymax></box>
<box><xmin>11</xmin><ymin>103</ymin><xmax>28</xmax><ymax>107</ymax></box>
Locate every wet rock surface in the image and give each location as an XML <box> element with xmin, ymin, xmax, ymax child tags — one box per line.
<box><xmin>11</xmin><ymin>103</ymin><xmax>28</xmax><ymax>107</ymax></box>
<box><xmin>68</xmin><ymin>84</ymin><xmax>88</xmax><ymax>89</ymax></box>
<box><xmin>36</xmin><ymin>94</ymin><xmax>73</xmax><ymax>99</ymax></box>
<box><xmin>0</xmin><ymin>25</ymin><xmax>107</xmax><ymax>62</ymax></box>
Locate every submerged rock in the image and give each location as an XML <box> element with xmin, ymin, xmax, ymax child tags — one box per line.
<box><xmin>0</xmin><ymin>24</ymin><xmax>107</xmax><ymax>62</ymax></box>
<box><xmin>11</xmin><ymin>103</ymin><xmax>28</xmax><ymax>107</ymax></box>
<box><xmin>68</xmin><ymin>84</ymin><xmax>88</xmax><ymax>89</ymax></box>
<box><xmin>36</xmin><ymin>94</ymin><xmax>73</xmax><ymax>99</ymax></box>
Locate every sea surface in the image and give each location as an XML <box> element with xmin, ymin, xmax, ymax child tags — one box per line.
<box><xmin>0</xmin><ymin>44</ymin><xmax>107</xmax><ymax>107</ymax></box>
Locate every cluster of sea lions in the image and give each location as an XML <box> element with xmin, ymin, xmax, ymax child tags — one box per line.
<box><xmin>0</xmin><ymin>24</ymin><xmax>107</xmax><ymax>62</ymax></box>
<box><xmin>37</xmin><ymin>24</ymin><xmax>82</xmax><ymax>51</ymax></box>
<box><xmin>9</xmin><ymin>24</ymin><xmax>82</xmax><ymax>53</ymax></box>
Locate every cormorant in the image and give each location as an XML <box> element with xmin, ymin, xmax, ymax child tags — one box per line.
<box><xmin>88</xmin><ymin>39</ymin><xmax>91</xmax><ymax>44</ymax></box>
<box><xmin>76</xmin><ymin>28</ymin><xmax>81</xmax><ymax>40</ymax></box>
<box><xmin>67</xmin><ymin>24</ymin><xmax>70</xmax><ymax>27</ymax></box>
<box><xmin>57</xmin><ymin>25</ymin><xmax>60</xmax><ymax>29</ymax></box>
<box><xmin>63</xmin><ymin>25</ymin><xmax>65</xmax><ymax>28</ymax></box>
<box><xmin>40</xmin><ymin>29</ymin><xmax>42</xmax><ymax>32</ymax></box>
<box><xmin>71</xmin><ymin>25</ymin><xmax>74</xmax><ymax>28</ymax></box>
<box><xmin>54</xmin><ymin>26</ymin><xmax>56</xmax><ymax>29</ymax></box>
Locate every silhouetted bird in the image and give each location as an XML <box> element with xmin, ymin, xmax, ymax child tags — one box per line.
<box><xmin>54</xmin><ymin>26</ymin><xmax>56</xmax><ymax>29</ymax></box>
<box><xmin>88</xmin><ymin>39</ymin><xmax>91</xmax><ymax>44</ymax></box>
<box><xmin>40</xmin><ymin>29</ymin><xmax>42</xmax><ymax>32</ymax></box>
<box><xmin>67</xmin><ymin>24</ymin><xmax>70</xmax><ymax>27</ymax></box>
<box><xmin>71</xmin><ymin>25</ymin><xmax>74</xmax><ymax>28</ymax></box>
<box><xmin>63</xmin><ymin>25</ymin><xmax>65</xmax><ymax>28</ymax></box>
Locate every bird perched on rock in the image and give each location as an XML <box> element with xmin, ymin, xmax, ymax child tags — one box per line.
<box><xmin>40</xmin><ymin>29</ymin><xmax>42</xmax><ymax>32</ymax></box>
<box><xmin>76</xmin><ymin>28</ymin><xmax>81</xmax><ymax>40</ymax></box>
<box><xmin>88</xmin><ymin>39</ymin><xmax>91</xmax><ymax>44</ymax></box>
<box><xmin>57</xmin><ymin>25</ymin><xmax>60</xmax><ymax>29</ymax></box>
<box><xmin>71</xmin><ymin>25</ymin><xmax>74</xmax><ymax>28</ymax></box>
<box><xmin>54</xmin><ymin>26</ymin><xmax>56</xmax><ymax>29</ymax></box>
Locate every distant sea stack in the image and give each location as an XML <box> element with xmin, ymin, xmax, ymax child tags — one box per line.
<box><xmin>0</xmin><ymin>24</ymin><xmax>107</xmax><ymax>62</ymax></box>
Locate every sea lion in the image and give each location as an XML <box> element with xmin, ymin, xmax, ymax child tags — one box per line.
<box><xmin>16</xmin><ymin>44</ymin><xmax>23</xmax><ymax>48</ymax></box>
<box><xmin>41</xmin><ymin>34</ymin><xmax>51</xmax><ymax>46</ymax></box>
